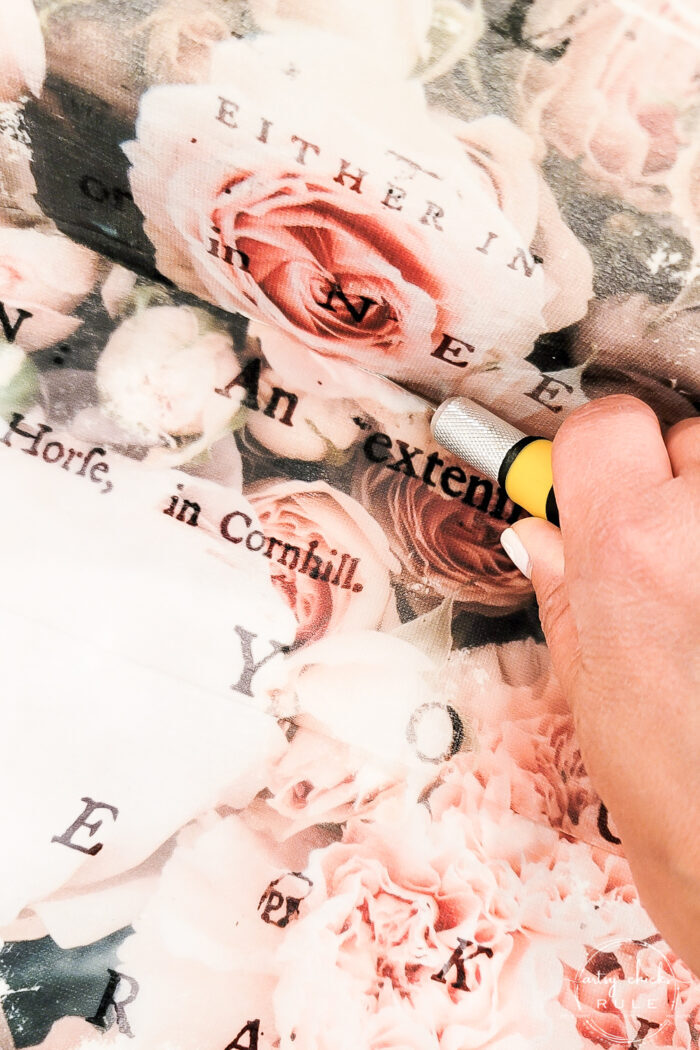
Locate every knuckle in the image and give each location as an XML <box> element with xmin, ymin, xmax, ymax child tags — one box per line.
<box><xmin>590</xmin><ymin>510</ymin><xmax>668</xmax><ymax>585</ymax></box>
<box><xmin>555</xmin><ymin>395</ymin><xmax>656</xmax><ymax>450</ymax></box>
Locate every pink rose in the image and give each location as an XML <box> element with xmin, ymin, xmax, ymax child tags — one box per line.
<box><xmin>0</xmin><ymin>222</ymin><xmax>99</xmax><ymax>350</ymax></box>
<box><xmin>573</xmin><ymin>294</ymin><xmax>700</xmax><ymax>425</ymax></box>
<box><xmin>0</xmin><ymin>0</ymin><xmax>45</xmax><ymax>102</ymax></box>
<box><xmin>520</xmin><ymin>0</ymin><xmax>700</xmax><ymax>213</ymax></box>
<box><xmin>354</xmin><ymin>460</ymin><xmax>533</xmax><ymax>612</ymax></box>
<box><xmin>443</xmin><ymin>639</ymin><xmax>622</xmax><ymax>856</ymax></box>
<box><xmin>126</xmin><ymin>33</ymin><xmax>591</xmax><ymax>400</ymax></box>
<box><xmin>244</xmin><ymin>479</ymin><xmax>400</xmax><ymax>644</ymax></box>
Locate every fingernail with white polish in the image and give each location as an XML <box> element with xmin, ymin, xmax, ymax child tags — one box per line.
<box><xmin>500</xmin><ymin>528</ymin><xmax>531</xmax><ymax>579</ymax></box>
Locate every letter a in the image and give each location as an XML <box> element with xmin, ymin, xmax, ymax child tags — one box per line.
<box><xmin>225</xmin><ymin>1019</ymin><xmax>260</xmax><ymax>1050</ymax></box>
<box><xmin>215</xmin><ymin>358</ymin><xmax>262</xmax><ymax>408</ymax></box>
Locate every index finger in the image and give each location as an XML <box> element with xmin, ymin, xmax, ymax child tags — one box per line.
<box><xmin>552</xmin><ymin>395</ymin><xmax>672</xmax><ymax>541</ymax></box>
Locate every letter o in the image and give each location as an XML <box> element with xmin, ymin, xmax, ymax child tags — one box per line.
<box><xmin>246</xmin><ymin>530</ymin><xmax>266</xmax><ymax>552</ymax></box>
<box><xmin>220</xmin><ymin>510</ymin><xmax>252</xmax><ymax>543</ymax></box>
<box><xmin>79</xmin><ymin>175</ymin><xmax>110</xmax><ymax>202</ymax></box>
<box><xmin>406</xmin><ymin>703</ymin><xmax>464</xmax><ymax>763</ymax></box>
<box><xmin>42</xmin><ymin>441</ymin><xmax>65</xmax><ymax>464</ymax></box>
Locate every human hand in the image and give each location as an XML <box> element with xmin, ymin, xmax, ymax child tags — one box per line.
<box><xmin>499</xmin><ymin>395</ymin><xmax>700</xmax><ymax>974</ymax></box>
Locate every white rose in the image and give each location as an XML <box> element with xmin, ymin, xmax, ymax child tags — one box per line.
<box><xmin>96</xmin><ymin>304</ymin><xmax>242</xmax><ymax>442</ymax></box>
<box><xmin>112</xmin><ymin>812</ymin><xmax>324</xmax><ymax>1050</ymax></box>
<box><xmin>0</xmin><ymin>222</ymin><xmax>99</xmax><ymax>350</ymax></box>
<box><xmin>241</xmin><ymin>624</ymin><xmax>474</xmax><ymax>841</ymax></box>
<box><xmin>248</xmin><ymin>0</ymin><xmax>433</xmax><ymax>78</ymax></box>
<box><xmin>246</xmin><ymin>364</ymin><xmax>363</xmax><ymax>461</ymax></box>
<box><xmin>0</xmin><ymin>0</ymin><xmax>45</xmax><ymax>102</ymax></box>
<box><xmin>0</xmin><ymin>444</ymin><xmax>296</xmax><ymax>947</ymax></box>
<box><xmin>0</xmin><ymin>342</ymin><xmax>25</xmax><ymax>386</ymax></box>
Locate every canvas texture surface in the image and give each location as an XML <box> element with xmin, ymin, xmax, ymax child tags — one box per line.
<box><xmin>0</xmin><ymin>0</ymin><xmax>698</xmax><ymax>1047</ymax></box>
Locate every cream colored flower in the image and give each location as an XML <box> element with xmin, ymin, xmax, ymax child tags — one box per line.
<box><xmin>0</xmin><ymin>0</ymin><xmax>45</xmax><ymax>102</ymax></box>
<box><xmin>96</xmin><ymin>305</ymin><xmax>241</xmax><ymax>443</ymax></box>
<box><xmin>0</xmin><ymin>221</ymin><xmax>99</xmax><ymax>350</ymax></box>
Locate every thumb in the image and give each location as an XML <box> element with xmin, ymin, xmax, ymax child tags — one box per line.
<box><xmin>500</xmin><ymin>518</ymin><xmax>581</xmax><ymax>697</ymax></box>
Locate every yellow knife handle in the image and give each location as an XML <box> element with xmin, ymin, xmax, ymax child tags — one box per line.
<box><xmin>498</xmin><ymin>437</ymin><xmax>559</xmax><ymax>526</ymax></box>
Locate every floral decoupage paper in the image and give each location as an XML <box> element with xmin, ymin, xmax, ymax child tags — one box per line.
<box><xmin>0</xmin><ymin>0</ymin><xmax>698</xmax><ymax>1048</ymax></box>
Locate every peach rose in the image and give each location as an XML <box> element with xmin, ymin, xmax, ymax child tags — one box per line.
<box><xmin>520</xmin><ymin>0</ymin><xmax>700</xmax><ymax>213</ymax></box>
<box><xmin>0</xmin><ymin>0</ymin><xmax>45</xmax><ymax>102</ymax></box>
<box><xmin>244</xmin><ymin>479</ymin><xmax>400</xmax><ymax>644</ymax></box>
<box><xmin>126</xmin><ymin>32</ymin><xmax>592</xmax><ymax>399</ymax></box>
<box><xmin>96</xmin><ymin>305</ymin><xmax>242</xmax><ymax>443</ymax></box>
<box><xmin>354</xmin><ymin>461</ymin><xmax>532</xmax><ymax>612</ymax></box>
<box><xmin>573</xmin><ymin>294</ymin><xmax>700</xmax><ymax>425</ymax></box>
<box><xmin>0</xmin><ymin>222</ymin><xmax>99</xmax><ymax>350</ymax></box>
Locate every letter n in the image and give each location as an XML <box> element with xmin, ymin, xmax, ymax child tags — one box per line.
<box><xmin>317</xmin><ymin>283</ymin><xmax>375</xmax><ymax>324</ymax></box>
